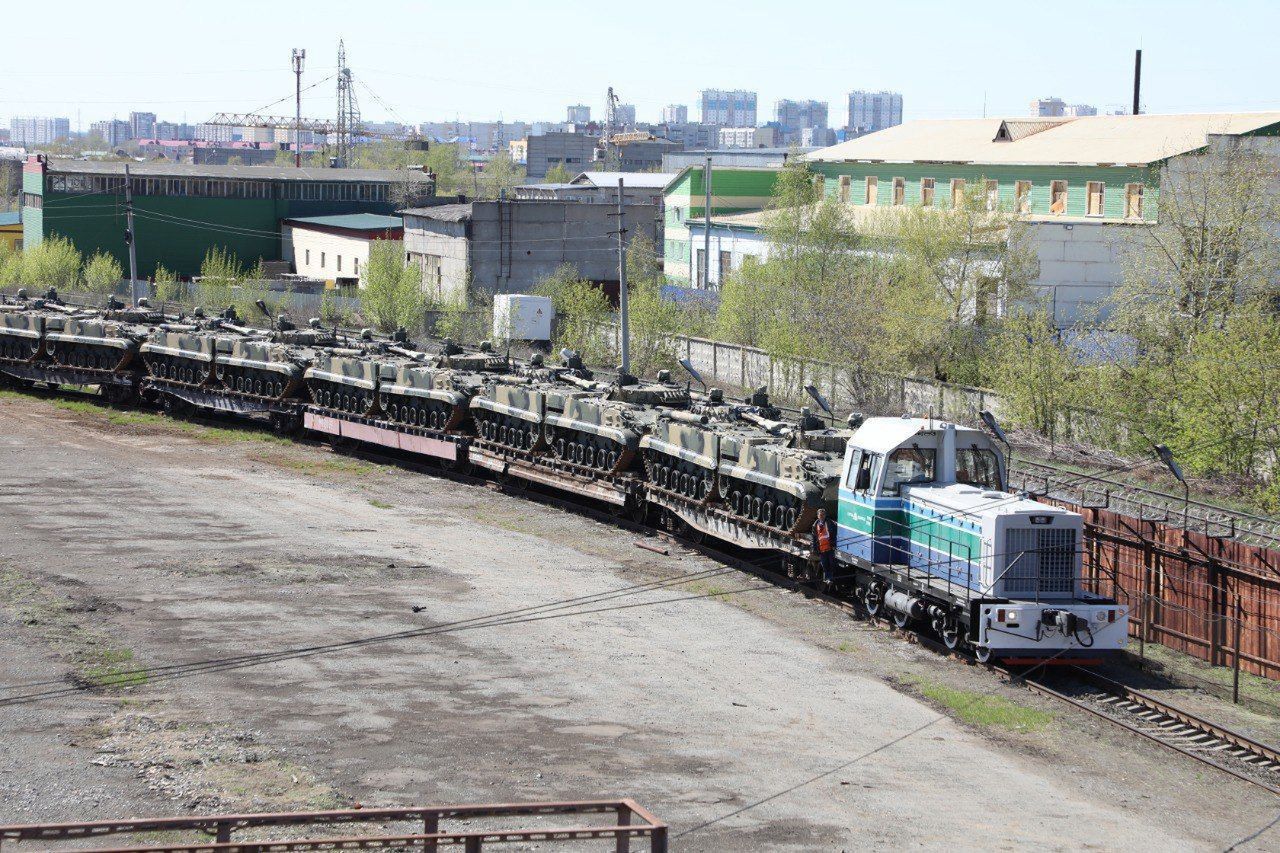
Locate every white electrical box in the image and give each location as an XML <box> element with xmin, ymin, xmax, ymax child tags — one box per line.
<box><xmin>492</xmin><ymin>294</ymin><xmax>554</xmax><ymax>342</ymax></box>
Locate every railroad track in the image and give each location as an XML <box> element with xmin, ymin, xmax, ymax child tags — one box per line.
<box><xmin>1024</xmin><ymin>666</ymin><xmax>1280</xmax><ymax>795</ymax></box>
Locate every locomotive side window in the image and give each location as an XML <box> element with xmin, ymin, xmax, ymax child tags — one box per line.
<box><xmin>882</xmin><ymin>446</ymin><xmax>935</xmax><ymax>495</ymax></box>
<box><xmin>845</xmin><ymin>449</ymin><xmax>874</xmax><ymax>492</ymax></box>
<box><xmin>956</xmin><ymin>447</ymin><xmax>1003</xmax><ymax>490</ymax></box>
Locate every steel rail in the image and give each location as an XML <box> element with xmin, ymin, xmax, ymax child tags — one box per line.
<box><xmin>1020</xmin><ymin>668</ymin><xmax>1280</xmax><ymax>797</ymax></box>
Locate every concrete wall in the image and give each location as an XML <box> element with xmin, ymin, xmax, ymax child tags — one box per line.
<box><xmin>466</xmin><ymin>200</ymin><xmax>658</xmax><ymax>297</ymax></box>
<box><xmin>1023</xmin><ymin>219</ymin><xmax>1143</xmax><ymax>326</ymax></box>
<box><xmin>526</xmin><ymin>133</ymin><xmax>597</xmax><ymax>179</ymax></box>
<box><xmin>403</xmin><ymin>218</ymin><xmax>470</xmax><ymax>302</ymax></box>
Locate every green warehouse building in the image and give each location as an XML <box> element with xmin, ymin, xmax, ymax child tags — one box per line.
<box><xmin>20</xmin><ymin>156</ymin><xmax>434</xmax><ymax>279</ymax></box>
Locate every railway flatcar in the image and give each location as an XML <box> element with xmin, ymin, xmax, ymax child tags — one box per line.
<box><xmin>834</xmin><ymin>416</ymin><xmax>1128</xmax><ymax>662</ymax></box>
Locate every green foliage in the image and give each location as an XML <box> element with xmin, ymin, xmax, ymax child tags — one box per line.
<box><xmin>19</xmin><ymin>235</ymin><xmax>83</xmax><ymax>291</ymax></box>
<box><xmin>533</xmin><ymin>264</ymin><xmax>615</xmax><ymax>367</ymax></box>
<box><xmin>152</xmin><ymin>264</ymin><xmax>182</xmax><ymax>304</ymax></box>
<box><xmin>82</xmin><ymin>251</ymin><xmax>123</xmax><ymax>295</ymax></box>
<box><xmin>625</xmin><ymin>234</ymin><xmax>687</xmax><ymax>376</ymax></box>
<box><xmin>986</xmin><ymin>310</ymin><xmax>1079</xmax><ymax>441</ymax></box>
<box><xmin>361</xmin><ymin>240</ymin><xmax>426</xmax><ymax>333</ymax></box>
<box><xmin>0</xmin><ymin>240</ymin><xmax>21</xmax><ymax>286</ymax></box>
<box><xmin>543</xmin><ymin>162</ymin><xmax>574</xmax><ymax>184</ymax></box>
<box><xmin>319</xmin><ymin>287</ymin><xmax>355</xmax><ymax>328</ymax></box>
<box><xmin>475</xmin><ymin>153</ymin><xmax>526</xmax><ymax>201</ymax></box>
<box><xmin>196</xmin><ymin>246</ymin><xmax>246</xmax><ymax>314</ymax></box>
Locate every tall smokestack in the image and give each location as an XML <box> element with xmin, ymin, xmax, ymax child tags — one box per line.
<box><xmin>1132</xmin><ymin>49</ymin><xmax>1142</xmax><ymax>115</ymax></box>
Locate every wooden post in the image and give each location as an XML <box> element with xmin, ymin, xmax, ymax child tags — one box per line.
<box><xmin>1208</xmin><ymin>560</ymin><xmax>1221</xmax><ymax>666</ymax></box>
<box><xmin>215</xmin><ymin>822</ymin><xmax>231</xmax><ymax>844</ymax></box>
<box><xmin>1233</xmin><ymin>593</ymin><xmax>1244</xmax><ymax>704</ymax></box>
<box><xmin>650</xmin><ymin>825</ymin><xmax>669</xmax><ymax>853</ymax></box>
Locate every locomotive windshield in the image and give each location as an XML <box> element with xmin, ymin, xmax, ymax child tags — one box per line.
<box><xmin>956</xmin><ymin>447</ymin><xmax>1003</xmax><ymax>490</ymax></box>
<box><xmin>883</xmin><ymin>446</ymin><xmax>935</xmax><ymax>494</ymax></box>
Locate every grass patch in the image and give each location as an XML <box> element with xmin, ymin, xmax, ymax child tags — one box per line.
<box><xmin>0</xmin><ymin>565</ymin><xmax>146</xmax><ymax>690</ymax></box>
<box><xmin>41</xmin><ymin>396</ymin><xmax>289</xmax><ymax>444</ymax></box>
<box><xmin>249</xmin><ymin>452</ymin><xmax>375</xmax><ymax>477</ymax></box>
<box><xmin>911</xmin><ymin>678</ymin><xmax>1053</xmax><ymax>732</ymax></box>
<box><xmin>837</xmin><ymin>641</ymin><xmax>858</xmax><ymax>654</ymax></box>
<box><xmin>368</xmin><ymin>499</ymin><xmax>394</xmax><ymax>509</ymax></box>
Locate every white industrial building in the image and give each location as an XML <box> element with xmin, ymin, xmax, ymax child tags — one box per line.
<box><xmin>282</xmin><ymin>214</ymin><xmax>404</xmax><ymax>289</ymax></box>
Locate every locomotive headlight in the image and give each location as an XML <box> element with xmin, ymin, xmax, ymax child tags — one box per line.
<box><xmin>1005</xmin><ymin>610</ymin><xmax>1020</xmax><ymax>623</ymax></box>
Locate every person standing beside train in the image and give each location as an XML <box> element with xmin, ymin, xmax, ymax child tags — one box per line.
<box><xmin>812</xmin><ymin>507</ymin><xmax>837</xmax><ymax>587</ymax></box>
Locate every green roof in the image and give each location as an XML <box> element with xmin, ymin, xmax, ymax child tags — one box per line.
<box><xmin>284</xmin><ymin>213</ymin><xmax>403</xmax><ymax>231</ymax></box>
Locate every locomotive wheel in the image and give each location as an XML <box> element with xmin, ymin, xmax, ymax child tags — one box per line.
<box><xmin>942</xmin><ymin>629</ymin><xmax>962</xmax><ymax>651</ymax></box>
<box><xmin>974</xmin><ymin>645</ymin><xmax>992</xmax><ymax>664</ymax></box>
<box><xmin>864</xmin><ymin>586</ymin><xmax>883</xmax><ymax>618</ymax></box>
<box><xmin>892</xmin><ymin>608</ymin><xmax>910</xmax><ymax>629</ymax></box>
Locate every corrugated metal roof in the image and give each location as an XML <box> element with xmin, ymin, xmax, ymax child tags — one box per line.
<box><xmin>284</xmin><ymin>213</ymin><xmax>403</xmax><ymax>231</ymax></box>
<box><xmin>571</xmin><ymin>171</ymin><xmax>677</xmax><ymax>188</ymax></box>
<box><xmin>806</xmin><ymin>112</ymin><xmax>1280</xmax><ymax>166</ymax></box>
<box><xmin>43</xmin><ymin>158</ymin><xmax>432</xmax><ymax>183</ymax></box>
<box><xmin>400</xmin><ymin>203</ymin><xmax>474</xmax><ymax>222</ymax></box>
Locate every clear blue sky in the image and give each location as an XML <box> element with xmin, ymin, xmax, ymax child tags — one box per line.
<box><xmin>4</xmin><ymin>0</ymin><xmax>1279</xmax><ymax>129</ymax></box>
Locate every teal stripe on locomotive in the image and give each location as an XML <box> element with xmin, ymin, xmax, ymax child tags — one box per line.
<box><xmin>836</xmin><ymin>489</ymin><xmax>984</xmax><ymax>593</ymax></box>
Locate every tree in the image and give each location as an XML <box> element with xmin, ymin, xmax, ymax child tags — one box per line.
<box><xmin>361</xmin><ymin>239</ymin><xmax>425</xmax><ymax>332</ymax></box>
<box><xmin>196</xmin><ymin>246</ymin><xmax>246</xmax><ymax>313</ymax></box>
<box><xmin>82</xmin><ymin>251</ymin><xmax>123</xmax><ymax>295</ymax></box>
<box><xmin>868</xmin><ymin>179</ymin><xmax>1038</xmax><ymax>384</ymax></box>
<box><xmin>152</xmin><ymin>264</ymin><xmax>181</xmax><ymax>304</ymax></box>
<box><xmin>534</xmin><ymin>264</ymin><xmax>615</xmax><ymax>367</ymax></box>
<box><xmin>19</xmin><ymin>236</ymin><xmax>82</xmax><ymax>291</ymax></box>
<box><xmin>624</xmin><ymin>234</ymin><xmax>686</xmax><ymax>376</ymax></box>
<box><xmin>543</xmin><ymin>163</ymin><xmax>573</xmax><ymax>184</ymax></box>
<box><xmin>986</xmin><ymin>309</ymin><xmax>1080</xmax><ymax>442</ymax></box>
<box><xmin>475</xmin><ymin>153</ymin><xmax>526</xmax><ymax>201</ymax></box>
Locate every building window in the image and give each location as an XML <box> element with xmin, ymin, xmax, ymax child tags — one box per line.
<box><xmin>718</xmin><ymin>250</ymin><xmax>732</xmax><ymax>282</ymax></box>
<box><xmin>695</xmin><ymin>248</ymin><xmax>706</xmax><ymax>289</ymax></box>
<box><xmin>892</xmin><ymin>177</ymin><xmax>905</xmax><ymax>206</ymax></box>
<box><xmin>838</xmin><ymin>174</ymin><xmax>851</xmax><ymax>203</ymax></box>
<box><xmin>337</xmin><ymin>255</ymin><xmax>342</xmax><ymax>272</ymax></box>
<box><xmin>920</xmin><ymin>177</ymin><xmax>935</xmax><ymax>207</ymax></box>
<box><xmin>813</xmin><ymin>174</ymin><xmax>825</xmax><ymax>197</ymax></box>
<box><xmin>1125</xmin><ymin>183</ymin><xmax>1144</xmax><ymax>219</ymax></box>
<box><xmin>1086</xmin><ymin>182</ymin><xmax>1104</xmax><ymax>216</ymax></box>
<box><xmin>985</xmin><ymin>180</ymin><xmax>999</xmax><ymax>211</ymax></box>
<box><xmin>951</xmin><ymin>179</ymin><xmax>966</xmax><ymax>208</ymax></box>
<box><xmin>305</xmin><ymin>249</ymin><xmax>310</xmax><ymax>265</ymax></box>
<box><xmin>865</xmin><ymin>176</ymin><xmax>878</xmax><ymax>205</ymax></box>
<box><xmin>1050</xmin><ymin>180</ymin><xmax>1068</xmax><ymax>214</ymax></box>
<box><xmin>320</xmin><ymin>252</ymin><xmax>326</xmax><ymax>269</ymax></box>
<box><xmin>1015</xmin><ymin>180</ymin><xmax>1032</xmax><ymax>214</ymax></box>
<box><xmin>354</xmin><ymin>257</ymin><xmax>359</xmax><ymax>275</ymax></box>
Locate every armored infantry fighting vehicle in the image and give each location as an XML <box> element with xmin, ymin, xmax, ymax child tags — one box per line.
<box><xmin>377</xmin><ymin>339</ymin><xmax>509</xmax><ymax>432</ymax></box>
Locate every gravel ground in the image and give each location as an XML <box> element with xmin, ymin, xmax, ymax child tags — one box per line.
<box><xmin>2</xmin><ymin>391</ymin><xmax>1278</xmax><ymax>851</ymax></box>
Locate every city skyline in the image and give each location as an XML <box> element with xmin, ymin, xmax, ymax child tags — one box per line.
<box><xmin>2</xmin><ymin>0</ymin><xmax>1277</xmax><ymax>130</ymax></box>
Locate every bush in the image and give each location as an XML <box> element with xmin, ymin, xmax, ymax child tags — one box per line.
<box><xmin>19</xmin><ymin>235</ymin><xmax>82</xmax><ymax>291</ymax></box>
<box><xmin>362</xmin><ymin>240</ymin><xmax>426</xmax><ymax>333</ymax></box>
<box><xmin>533</xmin><ymin>264</ymin><xmax>615</xmax><ymax>367</ymax></box>
<box><xmin>83</xmin><ymin>251</ymin><xmax>123</xmax><ymax>295</ymax></box>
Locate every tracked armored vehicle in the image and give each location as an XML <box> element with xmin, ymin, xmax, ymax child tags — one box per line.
<box><xmin>215</xmin><ymin>319</ymin><xmax>340</xmax><ymax>405</ymax></box>
<box><xmin>377</xmin><ymin>340</ymin><xmax>509</xmax><ymax>432</ymax></box>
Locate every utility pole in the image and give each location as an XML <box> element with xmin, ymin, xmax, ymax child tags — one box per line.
<box><xmin>122</xmin><ymin>164</ymin><xmax>139</xmax><ymax>306</ymax></box>
<box><xmin>1132</xmin><ymin>49</ymin><xmax>1142</xmax><ymax>115</ymax></box>
<box><xmin>616</xmin><ymin>178</ymin><xmax>630</xmax><ymax>376</ymax></box>
<box><xmin>292</xmin><ymin>48</ymin><xmax>306</xmax><ymax>168</ymax></box>
<box><xmin>702</xmin><ymin>156</ymin><xmax>712</xmax><ymax>290</ymax></box>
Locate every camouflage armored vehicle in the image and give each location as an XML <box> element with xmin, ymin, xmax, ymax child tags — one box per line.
<box><xmin>142</xmin><ymin>322</ymin><xmax>220</xmax><ymax>387</ymax></box>
<box><xmin>377</xmin><ymin>340</ymin><xmax>509</xmax><ymax>432</ymax></box>
<box><xmin>215</xmin><ymin>319</ymin><xmax>340</xmax><ymax>404</ymax></box>
<box><xmin>542</xmin><ymin>369</ymin><xmax>690</xmax><ymax>475</ymax></box>
<box><xmin>0</xmin><ymin>292</ymin><xmax>75</xmax><ymax>365</ymax></box>
<box><xmin>715</xmin><ymin>408</ymin><xmax>850</xmax><ymax>534</ymax></box>
<box><xmin>642</xmin><ymin>390</ymin><xmax>849</xmax><ymax>536</ymax></box>
<box><xmin>468</xmin><ymin>355</ymin><xmax>577</xmax><ymax>454</ymax></box>
<box><xmin>44</xmin><ymin>312</ymin><xmax>153</xmax><ymax>374</ymax></box>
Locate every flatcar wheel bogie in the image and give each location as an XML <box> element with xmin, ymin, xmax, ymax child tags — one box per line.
<box><xmin>974</xmin><ymin>645</ymin><xmax>992</xmax><ymax>664</ymax></box>
<box><xmin>942</xmin><ymin>630</ymin><xmax>962</xmax><ymax>651</ymax></box>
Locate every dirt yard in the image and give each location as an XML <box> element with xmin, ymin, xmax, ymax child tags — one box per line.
<box><xmin>2</xmin><ymin>390</ymin><xmax>1278</xmax><ymax>851</ymax></box>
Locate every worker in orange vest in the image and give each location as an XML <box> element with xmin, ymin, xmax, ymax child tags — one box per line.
<box><xmin>812</xmin><ymin>507</ymin><xmax>837</xmax><ymax>586</ymax></box>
